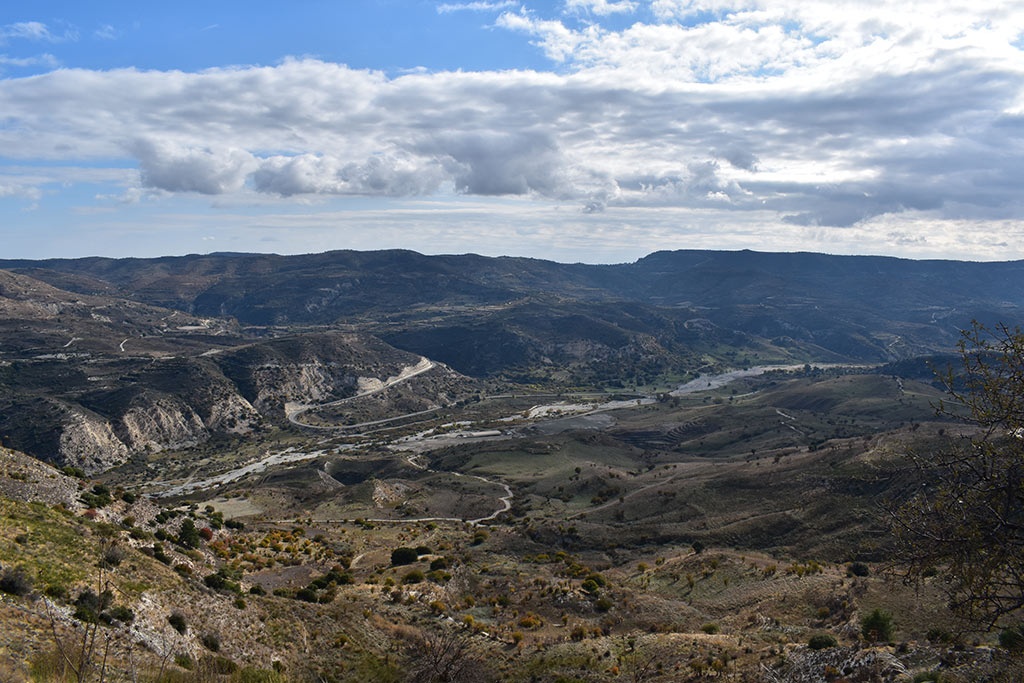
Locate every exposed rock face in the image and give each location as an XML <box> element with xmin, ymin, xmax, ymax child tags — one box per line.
<box><xmin>214</xmin><ymin>332</ymin><xmax>422</xmax><ymax>416</ymax></box>
<box><xmin>57</xmin><ymin>408</ymin><xmax>131</xmax><ymax>473</ymax></box>
<box><xmin>238</xmin><ymin>360</ymin><xmax>357</xmax><ymax>414</ymax></box>
<box><xmin>115</xmin><ymin>393</ymin><xmax>208</xmax><ymax>453</ymax></box>
<box><xmin>205</xmin><ymin>392</ymin><xmax>260</xmax><ymax>434</ymax></box>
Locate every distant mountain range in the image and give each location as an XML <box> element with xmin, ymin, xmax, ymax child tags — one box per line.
<box><xmin>1</xmin><ymin>248</ymin><xmax>1021</xmax><ymax>470</ymax></box>
<box><xmin>4</xmin><ymin>248</ymin><xmax>1022</xmax><ymax>360</ymax></box>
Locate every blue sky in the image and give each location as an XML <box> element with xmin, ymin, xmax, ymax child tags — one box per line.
<box><xmin>2</xmin><ymin>1</ymin><xmax>1023</xmax><ymax>262</ymax></box>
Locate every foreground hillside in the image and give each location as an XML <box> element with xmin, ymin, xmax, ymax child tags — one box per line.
<box><xmin>3</xmin><ymin>367</ymin><xmax>1024</xmax><ymax>681</ymax></box>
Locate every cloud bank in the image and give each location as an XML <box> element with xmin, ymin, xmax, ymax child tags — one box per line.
<box><xmin>0</xmin><ymin>1</ymin><xmax>1022</xmax><ymax>235</ymax></box>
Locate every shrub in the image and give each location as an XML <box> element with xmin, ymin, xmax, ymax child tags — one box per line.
<box><xmin>201</xmin><ymin>633</ymin><xmax>221</xmax><ymax>652</ymax></box>
<box><xmin>391</xmin><ymin>547</ymin><xmax>419</xmax><ymax>566</ymax></box>
<box><xmin>430</xmin><ymin>557</ymin><xmax>449</xmax><ymax>571</ymax></box>
<box><xmin>73</xmin><ymin>589</ymin><xmax>113</xmax><ymax>624</ymax></box>
<box><xmin>174</xmin><ymin>654</ymin><xmax>193</xmax><ymax>670</ymax></box>
<box><xmin>44</xmin><ymin>583</ymin><xmax>68</xmax><ymax>601</ymax></box>
<box><xmin>203</xmin><ymin>655</ymin><xmax>237</xmax><ymax>675</ymax></box>
<box><xmin>80</xmin><ymin>484</ymin><xmax>113</xmax><ymax>508</ymax></box>
<box><xmin>152</xmin><ymin>543</ymin><xmax>173</xmax><ymax>565</ymax></box>
<box><xmin>0</xmin><ymin>567</ymin><xmax>33</xmax><ymax>596</ymax></box>
<box><xmin>847</xmin><ymin>562</ymin><xmax>870</xmax><ymax>577</ymax></box>
<box><xmin>204</xmin><ymin>573</ymin><xmax>227</xmax><ymax>590</ymax></box>
<box><xmin>198</xmin><ymin>527</ymin><xmax>214</xmax><ymax>542</ymax></box>
<box><xmin>168</xmin><ymin>611</ymin><xmax>188</xmax><ymax>635</ymax></box>
<box><xmin>471</xmin><ymin>530</ymin><xmax>488</xmax><ymax>545</ymax></box>
<box><xmin>237</xmin><ymin>668</ymin><xmax>286</xmax><ymax>683</ymax></box>
<box><xmin>808</xmin><ymin>634</ymin><xmax>837</xmax><ymax>650</ymax></box>
<box><xmin>580</xmin><ymin>579</ymin><xmax>600</xmax><ymax>595</ymax></box>
<box><xmin>701</xmin><ymin>623</ymin><xmax>720</xmax><ymax>634</ymax></box>
<box><xmin>295</xmin><ymin>588</ymin><xmax>318</xmax><ymax>602</ymax></box>
<box><xmin>861</xmin><ymin>609</ymin><xmax>894</xmax><ymax>642</ymax></box>
<box><xmin>998</xmin><ymin>625</ymin><xmax>1024</xmax><ymax>651</ymax></box>
<box><xmin>403</xmin><ymin>570</ymin><xmax>425</xmax><ymax>584</ymax></box>
<box><xmin>415</xmin><ymin>545</ymin><xmax>431</xmax><ymax>556</ymax></box>
<box><xmin>100</xmin><ymin>544</ymin><xmax>126</xmax><ymax>569</ymax></box>
<box><xmin>912</xmin><ymin>672</ymin><xmax>942</xmax><ymax>683</ymax></box>
<box><xmin>249</xmin><ymin>584</ymin><xmax>267</xmax><ymax>596</ymax></box>
<box><xmin>105</xmin><ymin>605</ymin><xmax>135</xmax><ymax>624</ymax></box>
<box><xmin>691</xmin><ymin>541</ymin><xmax>705</xmax><ymax>554</ymax></box>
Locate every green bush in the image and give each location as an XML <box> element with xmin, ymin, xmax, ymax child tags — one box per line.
<box><xmin>391</xmin><ymin>547</ymin><xmax>419</xmax><ymax>566</ymax></box>
<box><xmin>402</xmin><ymin>570</ymin><xmax>425</xmax><ymax>584</ymax></box>
<box><xmin>295</xmin><ymin>587</ymin><xmax>318</xmax><ymax>602</ymax></box>
<box><xmin>0</xmin><ymin>566</ymin><xmax>33</xmax><ymax>596</ymax></box>
<box><xmin>204</xmin><ymin>573</ymin><xmax>227</xmax><ymax>590</ymax></box>
<box><xmin>861</xmin><ymin>608</ymin><xmax>894</xmax><ymax>642</ymax></box>
<box><xmin>847</xmin><ymin>562</ymin><xmax>870</xmax><ymax>577</ymax></box>
<box><xmin>701</xmin><ymin>623</ymin><xmax>720</xmax><ymax>634</ymax></box>
<box><xmin>200</xmin><ymin>632</ymin><xmax>220</xmax><ymax>652</ymax></box>
<box><xmin>912</xmin><ymin>672</ymin><xmax>942</xmax><ymax>683</ymax></box>
<box><xmin>237</xmin><ymin>667</ymin><xmax>287</xmax><ymax>683</ymax></box>
<box><xmin>168</xmin><ymin>611</ymin><xmax>187</xmax><ymax>634</ymax></box>
<box><xmin>998</xmin><ymin>625</ymin><xmax>1024</xmax><ymax>651</ymax></box>
<box><xmin>73</xmin><ymin>589</ymin><xmax>113</xmax><ymax>624</ymax></box>
<box><xmin>105</xmin><ymin>605</ymin><xmax>135</xmax><ymax>624</ymax></box>
<box><xmin>808</xmin><ymin>634</ymin><xmax>837</xmax><ymax>650</ymax></box>
<box><xmin>202</xmin><ymin>655</ymin><xmax>237</xmax><ymax>675</ymax></box>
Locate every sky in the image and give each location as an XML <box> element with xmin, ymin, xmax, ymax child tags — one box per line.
<box><xmin>1</xmin><ymin>1</ymin><xmax>1023</xmax><ymax>264</ymax></box>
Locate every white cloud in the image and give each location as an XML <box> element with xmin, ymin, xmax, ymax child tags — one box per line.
<box><xmin>0</xmin><ymin>1</ymin><xmax>1022</xmax><ymax>246</ymax></box>
<box><xmin>564</xmin><ymin>0</ymin><xmax>638</xmax><ymax>15</ymax></box>
<box><xmin>130</xmin><ymin>139</ymin><xmax>257</xmax><ymax>195</ymax></box>
<box><xmin>0</xmin><ymin>21</ymin><xmax>77</xmax><ymax>43</ymax></box>
<box><xmin>94</xmin><ymin>25</ymin><xmax>118</xmax><ymax>40</ymax></box>
<box><xmin>437</xmin><ymin>1</ymin><xmax>517</xmax><ymax>13</ymax></box>
<box><xmin>0</xmin><ymin>53</ymin><xmax>58</xmax><ymax>69</ymax></box>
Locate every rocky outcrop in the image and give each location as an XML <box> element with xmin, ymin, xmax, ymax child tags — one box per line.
<box><xmin>215</xmin><ymin>332</ymin><xmax>423</xmax><ymax>416</ymax></box>
<box><xmin>236</xmin><ymin>359</ymin><xmax>357</xmax><ymax>413</ymax></box>
<box><xmin>205</xmin><ymin>392</ymin><xmax>260</xmax><ymax>434</ymax></box>
<box><xmin>115</xmin><ymin>393</ymin><xmax>208</xmax><ymax>453</ymax></box>
<box><xmin>57</xmin><ymin>408</ymin><xmax>131</xmax><ymax>473</ymax></box>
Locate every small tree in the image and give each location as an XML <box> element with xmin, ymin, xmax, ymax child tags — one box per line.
<box><xmin>889</xmin><ymin>322</ymin><xmax>1024</xmax><ymax>628</ymax></box>
<box><xmin>861</xmin><ymin>608</ymin><xmax>894</xmax><ymax>643</ymax></box>
<box><xmin>177</xmin><ymin>519</ymin><xmax>201</xmax><ymax>549</ymax></box>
